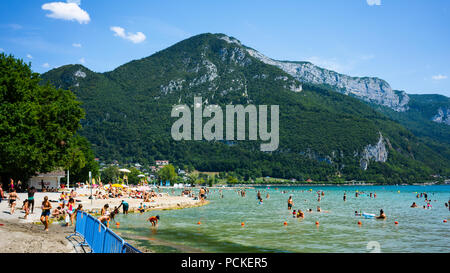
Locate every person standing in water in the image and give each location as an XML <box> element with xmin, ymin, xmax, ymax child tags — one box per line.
<box><xmin>287</xmin><ymin>196</ymin><xmax>293</xmax><ymax>210</ymax></box>
<box><xmin>148</xmin><ymin>215</ymin><xmax>160</xmax><ymax>227</ymax></box>
<box><xmin>257</xmin><ymin>190</ymin><xmax>261</xmax><ymax>200</ymax></box>
<box><xmin>40</xmin><ymin>196</ymin><xmax>52</xmax><ymax>231</ymax></box>
<box><xmin>343</xmin><ymin>193</ymin><xmax>347</xmax><ymax>202</ymax></box>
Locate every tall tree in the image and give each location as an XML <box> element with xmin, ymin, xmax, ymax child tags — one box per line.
<box><xmin>157</xmin><ymin>164</ymin><xmax>177</xmax><ymax>185</ymax></box>
<box><xmin>0</xmin><ymin>53</ymin><xmax>85</xmax><ymax>183</ymax></box>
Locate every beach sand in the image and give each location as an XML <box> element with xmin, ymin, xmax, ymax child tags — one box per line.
<box><xmin>0</xmin><ymin>190</ymin><xmax>205</xmax><ymax>253</ymax></box>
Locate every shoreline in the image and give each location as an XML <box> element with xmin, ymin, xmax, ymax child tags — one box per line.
<box><xmin>0</xmin><ymin>191</ymin><xmax>208</xmax><ymax>253</ymax></box>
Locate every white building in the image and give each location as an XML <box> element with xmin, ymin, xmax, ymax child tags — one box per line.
<box><xmin>28</xmin><ymin>170</ymin><xmax>66</xmax><ymax>190</ymax></box>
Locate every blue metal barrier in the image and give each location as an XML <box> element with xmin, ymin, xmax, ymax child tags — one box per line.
<box><xmin>67</xmin><ymin>211</ymin><xmax>141</xmax><ymax>253</ymax></box>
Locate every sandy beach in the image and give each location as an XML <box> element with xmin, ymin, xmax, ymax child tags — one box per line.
<box><xmin>0</xmin><ymin>189</ymin><xmax>206</xmax><ymax>253</ymax></box>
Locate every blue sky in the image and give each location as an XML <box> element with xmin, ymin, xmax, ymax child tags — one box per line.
<box><xmin>1</xmin><ymin>0</ymin><xmax>449</xmax><ymax>96</ymax></box>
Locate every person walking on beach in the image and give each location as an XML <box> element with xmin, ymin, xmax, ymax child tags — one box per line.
<box><xmin>8</xmin><ymin>189</ymin><xmax>19</xmax><ymax>214</ymax></box>
<box><xmin>27</xmin><ymin>187</ymin><xmax>36</xmax><ymax>214</ymax></box>
<box><xmin>40</xmin><ymin>196</ymin><xmax>52</xmax><ymax>231</ymax></box>
<box><xmin>0</xmin><ymin>183</ymin><xmax>4</xmax><ymax>203</ymax></box>
<box><xmin>22</xmin><ymin>199</ymin><xmax>30</xmax><ymax>219</ymax></box>
<box><xmin>9</xmin><ymin>178</ymin><xmax>14</xmax><ymax>192</ymax></box>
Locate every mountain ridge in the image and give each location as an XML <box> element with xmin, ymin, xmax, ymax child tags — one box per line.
<box><xmin>40</xmin><ymin>33</ymin><xmax>450</xmax><ymax>183</ymax></box>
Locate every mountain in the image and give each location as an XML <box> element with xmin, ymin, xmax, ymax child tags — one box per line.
<box><xmin>41</xmin><ymin>33</ymin><xmax>450</xmax><ymax>183</ymax></box>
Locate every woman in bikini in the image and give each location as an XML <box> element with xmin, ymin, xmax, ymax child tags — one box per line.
<box><xmin>40</xmin><ymin>196</ymin><xmax>52</xmax><ymax>231</ymax></box>
<box><xmin>8</xmin><ymin>189</ymin><xmax>19</xmax><ymax>214</ymax></box>
<box><xmin>97</xmin><ymin>204</ymin><xmax>111</xmax><ymax>227</ymax></box>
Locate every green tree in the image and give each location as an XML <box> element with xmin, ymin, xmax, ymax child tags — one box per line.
<box><xmin>158</xmin><ymin>164</ymin><xmax>177</xmax><ymax>185</ymax></box>
<box><xmin>101</xmin><ymin>165</ymin><xmax>119</xmax><ymax>184</ymax></box>
<box><xmin>65</xmin><ymin>135</ymin><xmax>99</xmax><ymax>184</ymax></box>
<box><xmin>128</xmin><ymin>167</ymin><xmax>142</xmax><ymax>185</ymax></box>
<box><xmin>0</xmin><ymin>53</ymin><xmax>84</xmax><ymax>183</ymax></box>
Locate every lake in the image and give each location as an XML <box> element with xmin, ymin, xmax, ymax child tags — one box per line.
<box><xmin>111</xmin><ymin>185</ymin><xmax>450</xmax><ymax>253</ymax></box>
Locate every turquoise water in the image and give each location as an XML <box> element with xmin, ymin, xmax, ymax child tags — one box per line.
<box><xmin>111</xmin><ymin>185</ymin><xmax>450</xmax><ymax>253</ymax></box>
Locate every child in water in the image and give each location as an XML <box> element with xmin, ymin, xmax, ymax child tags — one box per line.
<box><xmin>148</xmin><ymin>215</ymin><xmax>160</xmax><ymax>227</ymax></box>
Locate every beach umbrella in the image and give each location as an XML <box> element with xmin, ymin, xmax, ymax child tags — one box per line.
<box><xmin>118</xmin><ymin>168</ymin><xmax>131</xmax><ymax>173</ymax></box>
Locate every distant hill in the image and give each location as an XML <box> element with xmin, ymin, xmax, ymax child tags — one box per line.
<box><xmin>41</xmin><ymin>33</ymin><xmax>450</xmax><ymax>183</ymax></box>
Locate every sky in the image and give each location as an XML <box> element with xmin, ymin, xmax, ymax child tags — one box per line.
<box><xmin>1</xmin><ymin>0</ymin><xmax>449</xmax><ymax>97</ymax></box>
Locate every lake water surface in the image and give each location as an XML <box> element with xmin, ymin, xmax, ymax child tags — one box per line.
<box><xmin>111</xmin><ymin>185</ymin><xmax>450</xmax><ymax>253</ymax></box>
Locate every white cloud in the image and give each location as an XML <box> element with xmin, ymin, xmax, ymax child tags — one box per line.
<box><xmin>66</xmin><ymin>0</ymin><xmax>81</xmax><ymax>5</ymax></box>
<box><xmin>42</xmin><ymin>2</ymin><xmax>90</xmax><ymax>24</ymax></box>
<box><xmin>42</xmin><ymin>63</ymin><xmax>50</xmax><ymax>68</ymax></box>
<box><xmin>367</xmin><ymin>0</ymin><xmax>381</xmax><ymax>6</ymax></box>
<box><xmin>26</xmin><ymin>54</ymin><xmax>33</xmax><ymax>59</ymax></box>
<box><xmin>110</xmin><ymin>26</ymin><xmax>146</xmax><ymax>44</ymax></box>
<box><xmin>72</xmin><ymin>43</ymin><xmax>82</xmax><ymax>47</ymax></box>
<box><xmin>0</xmin><ymin>48</ymin><xmax>5</xmax><ymax>52</ymax></box>
<box><xmin>79</xmin><ymin>57</ymin><xmax>85</xmax><ymax>64</ymax></box>
<box><xmin>432</xmin><ymin>74</ymin><xmax>447</xmax><ymax>80</ymax></box>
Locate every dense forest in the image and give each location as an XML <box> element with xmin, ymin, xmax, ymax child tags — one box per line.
<box><xmin>40</xmin><ymin>33</ymin><xmax>450</xmax><ymax>184</ymax></box>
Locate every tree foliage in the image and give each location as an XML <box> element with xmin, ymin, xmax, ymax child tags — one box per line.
<box><xmin>0</xmin><ymin>53</ymin><xmax>85</xmax><ymax>183</ymax></box>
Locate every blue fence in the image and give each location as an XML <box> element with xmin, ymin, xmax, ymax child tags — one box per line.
<box><xmin>67</xmin><ymin>211</ymin><xmax>141</xmax><ymax>253</ymax></box>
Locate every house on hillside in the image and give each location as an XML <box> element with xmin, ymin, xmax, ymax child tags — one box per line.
<box><xmin>155</xmin><ymin>160</ymin><xmax>169</xmax><ymax>166</ymax></box>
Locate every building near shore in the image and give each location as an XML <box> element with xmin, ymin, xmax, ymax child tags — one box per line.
<box><xmin>28</xmin><ymin>170</ymin><xmax>66</xmax><ymax>190</ymax></box>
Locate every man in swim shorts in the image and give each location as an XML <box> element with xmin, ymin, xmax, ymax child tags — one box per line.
<box><xmin>119</xmin><ymin>200</ymin><xmax>129</xmax><ymax>214</ymax></box>
<box><xmin>287</xmin><ymin>196</ymin><xmax>293</xmax><ymax>210</ymax></box>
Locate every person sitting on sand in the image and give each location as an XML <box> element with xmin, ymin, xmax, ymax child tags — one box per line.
<box><xmin>40</xmin><ymin>196</ymin><xmax>52</xmax><ymax>231</ymax></box>
<box><xmin>376</xmin><ymin>209</ymin><xmax>386</xmax><ymax>220</ymax></box>
<box><xmin>411</xmin><ymin>202</ymin><xmax>418</xmax><ymax>208</ymax></box>
<box><xmin>52</xmin><ymin>206</ymin><xmax>64</xmax><ymax>219</ymax></box>
<box><xmin>147</xmin><ymin>215</ymin><xmax>160</xmax><ymax>227</ymax></box>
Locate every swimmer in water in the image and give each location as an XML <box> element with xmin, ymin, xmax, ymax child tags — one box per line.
<box><xmin>355</xmin><ymin>210</ymin><xmax>361</xmax><ymax>216</ymax></box>
<box><xmin>376</xmin><ymin>209</ymin><xmax>386</xmax><ymax>219</ymax></box>
<box><xmin>147</xmin><ymin>215</ymin><xmax>160</xmax><ymax>227</ymax></box>
<box><xmin>411</xmin><ymin>202</ymin><xmax>418</xmax><ymax>208</ymax></box>
<box><xmin>292</xmin><ymin>210</ymin><xmax>296</xmax><ymax>217</ymax></box>
<box><xmin>297</xmin><ymin>210</ymin><xmax>304</xmax><ymax>218</ymax></box>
